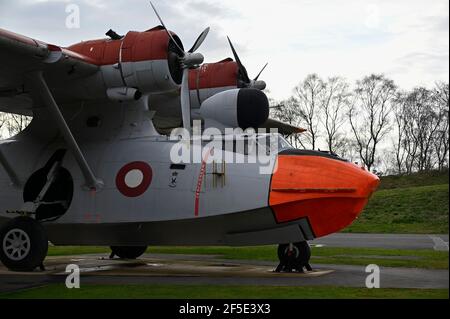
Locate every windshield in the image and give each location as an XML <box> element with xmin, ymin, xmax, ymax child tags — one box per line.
<box><xmin>199</xmin><ymin>133</ymin><xmax>293</xmax><ymax>156</ymax></box>
<box><xmin>256</xmin><ymin>133</ymin><xmax>293</xmax><ymax>155</ymax></box>
<box><xmin>277</xmin><ymin>135</ymin><xmax>292</xmax><ymax>150</ymax></box>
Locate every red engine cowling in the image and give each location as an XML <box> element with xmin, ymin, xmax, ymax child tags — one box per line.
<box><xmin>67</xmin><ymin>27</ymin><xmax>183</xmax><ymax>95</ymax></box>
<box><xmin>188</xmin><ymin>58</ymin><xmax>239</xmax><ymax>108</ymax></box>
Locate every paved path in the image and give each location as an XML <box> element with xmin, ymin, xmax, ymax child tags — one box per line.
<box><xmin>0</xmin><ymin>253</ymin><xmax>448</xmax><ymax>294</ymax></box>
<box><xmin>312</xmin><ymin>233</ymin><xmax>449</xmax><ymax>251</ymax></box>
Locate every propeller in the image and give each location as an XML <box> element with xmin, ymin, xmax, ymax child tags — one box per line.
<box><xmin>226</xmin><ymin>36</ymin><xmax>267</xmax><ymax>90</ymax></box>
<box><xmin>150</xmin><ymin>1</ymin><xmax>210</xmax><ymax>132</ymax></box>
<box><xmin>254</xmin><ymin>62</ymin><xmax>268</xmax><ymax>81</ymax></box>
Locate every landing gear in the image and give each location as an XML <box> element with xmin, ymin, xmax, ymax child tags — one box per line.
<box><xmin>23</xmin><ymin>149</ymin><xmax>74</xmax><ymax>221</ymax></box>
<box><xmin>109</xmin><ymin>246</ymin><xmax>147</xmax><ymax>259</ymax></box>
<box><xmin>275</xmin><ymin>241</ymin><xmax>312</xmax><ymax>273</ymax></box>
<box><xmin>0</xmin><ymin>216</ymin><xmax>48</xmax><ymax>271</ymax></box>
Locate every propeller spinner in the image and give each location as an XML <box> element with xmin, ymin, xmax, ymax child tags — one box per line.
<box><xmin>150</xmin><ymin>1</ymin><xmax>210</xmax><ymax>132</ymax></box>
<box><xmin>227</xmin><ymin>37</ymin><xmax>267</xmax><ymax>90</ymax></box>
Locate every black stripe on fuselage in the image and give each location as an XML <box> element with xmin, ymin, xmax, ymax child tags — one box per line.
<box><xmin>278</xmin><ymin>148</ymin><xmax>347</xmax><ymax>162</ymax></box>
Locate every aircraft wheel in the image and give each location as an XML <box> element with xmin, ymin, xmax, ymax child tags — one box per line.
<box><xmin>110</xmin><ymin>246</ymin><xmax>147</xmax><ymax>259</ymax></box>
<box><xmin>277</xmin><ymin>241</ymin><xmax>311</xmax><ymax>271</ymax></box>
<box><xmin>0</xmin><ymin>216</ymin><xmax>48</xmax><ymax>272</ymax></box>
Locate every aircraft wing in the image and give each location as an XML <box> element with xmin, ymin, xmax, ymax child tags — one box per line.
<box><xmin>0</xmin><ymin>28</ymin><xmax>99</xmax><ymax>115</ymax></box>
<box><xmin>261</xmin><ymin>118</ymin><xmax>306</xmax><ymax>135</ymax></box>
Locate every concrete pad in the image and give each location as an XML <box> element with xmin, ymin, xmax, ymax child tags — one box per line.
<box><xmin>0</xmin><ymin>254</ymin><xmax>334</xmax><ymax>278</ymax></box>
<box><xmin>0</xmin><ymin>253</ymin><xmax>448</xmax><ymax>293</ymax></box>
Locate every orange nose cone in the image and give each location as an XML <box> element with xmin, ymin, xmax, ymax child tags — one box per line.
<box><xmin>269</xmin><ymin>154</ymin><xmax>380</xmax><ymax>238</ymax></box>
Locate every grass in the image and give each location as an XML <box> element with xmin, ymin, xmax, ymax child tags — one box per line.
<box><xmin>345</xmin><ymin>184</ymin><xmax>449</xmax><ymax>234</ymax></box>
<box><xmin>0</xmin><ymin>284</ymin><xmax>447</xmax><ymax>299</ymax></box>
<box><xmin>378</xmin><ymin>170</ymin><xmax>449</xmax><ymax>190</ymax></box>
<box><xmin>344</xmin><ymin>170</ymin><xmax>449</xmax><ymax>233</ymax></box>
<box><xmin>47</xmin><ymin>245</ymin><xmax>449</xmax><ymax>270</ymax></box>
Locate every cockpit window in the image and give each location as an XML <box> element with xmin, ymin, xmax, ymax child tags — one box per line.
<box><xmin>204</xmin><ymin>133</ymin><xmax>293</xmax><ymax>156</ymax></box>
<box><xmin>256</xmin><ymin>134</ymin><xmax>292</xmax><ymax>155</ymax></box>
<box><xmin>277</xmin><ymin>135</ymin><xmax>292</xmax><ymax>150</ymax></box>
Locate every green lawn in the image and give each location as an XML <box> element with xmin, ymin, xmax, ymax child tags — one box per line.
<box><xmin>346</xmin><ymin>184</ymin><xmax>449</xmax><ymax>233</ymax></box>
<box><xmin>47</xmin><ymin>245</ymin><xmax>449</xmax><ymax>270</ymax></box>
<box><xmin>379</xmin><ymin>170</ymin><xmax>449</xmax><ymax>190</ymax></box>
<box><xmin>1</xmin><ymin>284</ymin><xmax>447</xmax><ymax>299</ymax></box>
<box><xmin>344</xmin><ymin>170</ymin><xmax>449</xmax><ymax>234</ymax></box>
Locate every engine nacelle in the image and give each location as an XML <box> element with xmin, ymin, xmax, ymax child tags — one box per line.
<box><xmin>111</xmin><ymin>29</ymin><xmax>183</xmax><ymax>94</ymax></box>
<box><xmin>199</xmin><ymin>88</ymin><xmax>269</xmax><ymax>129</ymax></box>
<box><xmin>68</xmin><ymin>28</ymin><xmax>184</xmax><ymax>97</ymax></box>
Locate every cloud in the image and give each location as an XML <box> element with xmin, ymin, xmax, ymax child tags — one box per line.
<box><xmin>182</xmin><ymin>0</ymin><xmax>240</xmax><ymax>19</ymax></box>
<box><xmin>0</xmin><ymin>0</ymin><xmax>448</xmax><ymax>100</ymax></box>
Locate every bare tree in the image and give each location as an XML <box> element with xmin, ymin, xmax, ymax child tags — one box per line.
<box><xmin>335</xmin><ymin>137</ymin><xmax>360</xmax><ymax>163</ymax></box>
<box><xmin>293</xmin><ymin>74</ymin><xmax>325</xmax><ymax>150</ymax></box>
<box><xmin>391</xmin><ymin>92</ymin><xmax>408</xmax><ymax>174</ymax></box>
<box><xmin>348</xmin><ymin>74</ymin><xmax>396</xmax><ymax>172</ymax></box>
<box><xmin>403</xmin><ymin>120</ymin><xmax>418</xmax><ymax>174</ymax></box>
<box><xmin>270</xmin><ymin>97</ymin><xmax>305</xmax><ymax>148</ymax></box>
<box><xmin>434</xmin><ymin>113</ymin><xmax>449</xmax><ymax>171</ymax></box>
<box><xmin>319</xmin><ymin>76</ymin><xmax>350</xmax><ymax>153</ymax></box>
<box><xmin>433</xmin><ymin>82</ymin><xmax>449</xmax><ymax>171</ymax></box>
<box><xmin>271</xmin><ymin>75</ymin><xmax>447</xmax><ymax>174</ymax></box>
<box><xmin>401</xmin><ymin>87</ymin><xmax>444</xmax><ymax>172</ymax></box>
<box><xmin>0</xmin><ymin>112</ymin><xmax>31</xmax><ymax>139</ymax></box>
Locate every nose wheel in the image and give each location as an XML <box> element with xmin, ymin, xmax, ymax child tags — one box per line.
<box><xmin>275</xmin><ymin>241</ymin><xmax>312</xmax><ymax>273</ymax></box>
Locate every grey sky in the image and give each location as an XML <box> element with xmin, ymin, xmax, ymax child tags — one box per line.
<box><xmin>0</xmin><ymin>0</ymin><xmax>448</xmax><ymax>100</ymax></box>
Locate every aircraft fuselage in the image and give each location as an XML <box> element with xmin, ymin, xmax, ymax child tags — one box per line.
<box><xmin>0</xmin><ymin>97</ymin><xmax>379</xmax><ymax>247</ymax></box>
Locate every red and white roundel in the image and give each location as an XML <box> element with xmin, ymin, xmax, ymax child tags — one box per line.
<box><xmin>116</xmin><ymin>161</ymin><xmax>153</xmax><ymax>197</ymax></box>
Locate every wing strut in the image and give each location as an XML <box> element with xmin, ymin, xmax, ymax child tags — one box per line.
<box><xmin>0</xmin><ymin>143</ymin><xmax>21</xmax><ymax>187</ymax></box>
<box><xmin>28</xmin><ymin>71</ymin><xmax>103</xmax><ymax>191</ymax></box>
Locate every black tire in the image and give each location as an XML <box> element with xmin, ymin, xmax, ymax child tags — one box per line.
<box><xmin>277</xmin><ymin>241</ymin><xmax>311</xmax><ymax>266</ymax></box>
<box><xmin>0</xmin><ymin>216</ymin><xmax>48</xmax><ymax>271</ymax></box>
<box><xmin>110</xmin><ymin>246</ymin><xmax>147</xmax><ymax>259</ymax></box>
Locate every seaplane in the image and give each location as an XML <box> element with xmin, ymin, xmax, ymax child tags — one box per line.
<box><xmin>0</xmin><ymin>3</ymin><xmax>379</xmax><ymax>272</ymax></box>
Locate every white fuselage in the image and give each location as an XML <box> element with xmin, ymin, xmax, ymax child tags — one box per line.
<box><xmin>0</xmin><ymin>97</ymin><xmax>311</xmax><ymax>246</ymax></box>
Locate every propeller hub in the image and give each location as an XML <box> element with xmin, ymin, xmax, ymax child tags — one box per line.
<box><xmin>227</xmin><ymin>36</ymin><xmax>268</xmax><ymax>91</ymax></box>
<box><xmin>182</xmin><ymin>52</ymin><xmax>204</xmax><ymax>69</ymax></box>
<box><xmin>252</xmin><ymin>80</ymin><xmax>267</xmax><ymax>91</ymax></box>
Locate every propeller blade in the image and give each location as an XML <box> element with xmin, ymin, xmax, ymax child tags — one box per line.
<box><xmin>150</xmin><ymin>1</ymin><xmax>184</xmax><ymax>56</ymax></box>
<box><xmin>188</xmin><ymin>27</ymin><xmax>210</xmax><ymax>53</ymax></box>
<box><xmin>227</xmin><ymin>36</ymin><xmax>251</xmax><ymax>83</ymax></box>
<box><xmin>254</xmin><ymin>62</ymin><xmax>268</xmax><ymax>81</ymax></box>
<box><xmin>150</xmin><ymin>2</ymin><xmax>209</xmax><ymax>132</ymax></box>
<box><xmin>180</xmin><ymin>69</ymin><xmax>191</xmax><ymax>132</ymax></box>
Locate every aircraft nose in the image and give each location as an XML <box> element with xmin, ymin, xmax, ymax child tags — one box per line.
<box><xmin>369</xmin><ymin>174</ymin><xmax>380</xmax><ymax>194</ymax></box>
<box><xmin>269</xmin><ymin>151</ymin><xmax>380</xmax><ymax>238</ymax></box>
